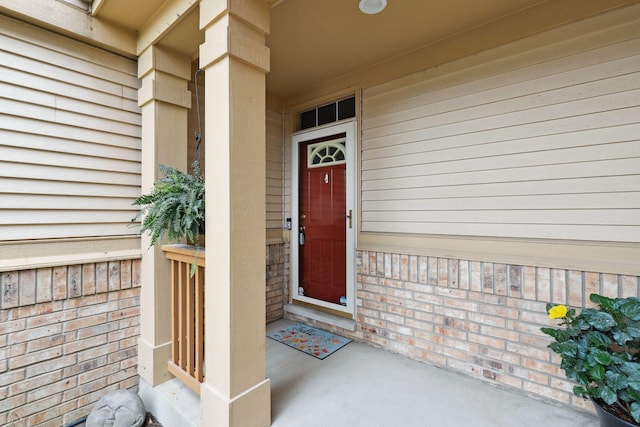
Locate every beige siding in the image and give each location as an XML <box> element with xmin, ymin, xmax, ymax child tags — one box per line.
<box><xmin>0</xmin><ymin>15</ymin><xmax>141</xmax><ymax>242</ymax></box>
<box><xmin>266</xmin><ymin>108</ymin><xmax>284</xmax><ymax>229</ymax></box>
<box><xmin>361</xmin><ymin>22</ymin><xmax>640</xmax><ymax>243</ymax></box>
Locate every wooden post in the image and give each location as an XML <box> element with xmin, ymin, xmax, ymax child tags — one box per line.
<box><xmin>199</xmin><ymin>0</ymin><xmax>271</xmax><ymax>426</ymax></box>
<box><xmin>137</xmin><ymin>46</ymin><xmax>191</xmax><ymax>386</ymax></box>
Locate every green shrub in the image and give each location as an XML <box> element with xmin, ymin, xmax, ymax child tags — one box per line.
<box><xmin>542</xmin><ymin>294</ymin><xmax>640</xmax><ymax>424</ymax></box>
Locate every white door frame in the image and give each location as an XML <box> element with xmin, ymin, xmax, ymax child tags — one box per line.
<box><xmin>290</xmin><ymin>120</ymin><xmax>357</xmax><ymax>315</ymax></box>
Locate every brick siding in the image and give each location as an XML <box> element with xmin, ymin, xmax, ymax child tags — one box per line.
<box><xmin>266</xmin><ymin>243</ymin><xmax>288</xmax><ymax>323</ymax></box>
<box><xmin>0</xmin><ymin>259</ymin><xmax>141</xmax><ymax>427</ymax></box>
<box><xmin>287</xmin><ymin>250</ymin><xmax>640</xmax><ymax>416</ymax></box>
<box><xmin>357</xmin><ymin>251</ymin><xmax>640</xmax><ymax>414</ymax></box>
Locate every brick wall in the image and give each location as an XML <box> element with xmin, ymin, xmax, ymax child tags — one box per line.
<box><xmin>356</xmin><ymin>251</ymin><xmax>640</xmax><ymax>414</ymax></box>
<box><xmin>287</xmin><ymin>250</ymin><xmax>640</xmax><ymax>415</ymax></box>
<box><xmin>0</xmin><ymin>259</ymin><xmax>141</xmax><ymax>427</ymax></box>
<box><xmin>266</xmin><ymin>243</ymin><xmax>288</xmax><ymax>323</ymax></box>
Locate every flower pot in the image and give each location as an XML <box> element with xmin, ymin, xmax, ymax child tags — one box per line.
<box><xmin>592</xmin><ymin>399</ymin><xmax>639</xmax><ymax>427</ymax></box>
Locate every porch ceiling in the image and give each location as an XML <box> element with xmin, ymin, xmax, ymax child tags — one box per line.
<box><xmin>90</xmin><ymin>0</ymin><xmax>635</xmax><ymax>100</ymax></box>
<box><xmin>266</xmin><ymin>0</ymin><xmax>547</xmax><ymax>98</ymax></box>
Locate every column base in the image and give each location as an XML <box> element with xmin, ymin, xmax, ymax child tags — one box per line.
<box><xmin>139</xmin><ymin>377</ymin><xmax>200</xmax><ymax>427</ymax></box>
<box><xmin>200</xmin><ymin>378</ymin><xmax>271</xmax><ymax>427</ymax></box>
<box><xmin>137</xmin><ymin>338</ymin><xmax>173</xmax><ymax>386</ymax></box>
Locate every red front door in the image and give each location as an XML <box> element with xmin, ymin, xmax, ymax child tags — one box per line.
<box><xmin>299</xmin><ymin>135</ymin><xmax>347</xmax><ymax>305</ymax></box>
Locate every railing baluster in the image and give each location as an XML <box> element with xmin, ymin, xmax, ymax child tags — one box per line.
<box><xmin>186</xmin><ymin>265</ymin><xmax>195</xmax><ymax>376</ymax></box>
<box><xmin>195</xmin><ymin>264</ymin><xmax>204</xmax><ymax>382</ymax></box>
<box><xmin>163</xmin><ymin>244</ymin><xmax>206</xmax><ymax>395</ymax></box>
<box><xmin>178</xmin><ymin>260</ymin><xmax>186</xmax><ymax>371</ymax></box>
<box><xmin>171</xmin><ymin>259</ymin><xmax>179</xmax><ymax>365</ymax></box>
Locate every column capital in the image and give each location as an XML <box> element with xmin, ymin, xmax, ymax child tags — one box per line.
<box><xmin>138</xmin><ymin>46</ymin><xmax>192</xmax><ymax>108</ymax></box>
<box><xmin>200</xmin><ymin>0</ymin><xmax>270</xmax><ymax>35</ymax></box>
<box><xmin>199</xmin><ymin>0</ymin><xmax>270</xmax><ymax>73</ymax></box>
<box><xmin>138</xmin><ymin>45</ymin><xmax>191</xmax><ymax>80</ymax></box>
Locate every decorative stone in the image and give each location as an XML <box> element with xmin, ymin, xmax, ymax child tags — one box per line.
<box><xmin>86</xmin><ymin>389</ymin><xmax>146</xmax><ymax>427</ymax></box>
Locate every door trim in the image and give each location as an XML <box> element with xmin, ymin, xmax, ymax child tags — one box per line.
<box><xmin>291</xmin><ymin>120</ymin><xmax>357</xmax><ymax>316</ymax></box>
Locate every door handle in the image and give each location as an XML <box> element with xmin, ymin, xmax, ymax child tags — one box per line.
<box><xmin>299</xmin><ymin>226</ymin><xmax>305</xmax><ymax>246</ymax></box>
<box><xmin>346</xmin><ymin>209</ymin><xmax>353</xmax><ymax>229</ymax></box>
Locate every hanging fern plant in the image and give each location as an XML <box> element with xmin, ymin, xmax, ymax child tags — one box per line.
<box><xmin>132</xmin><ymin>161</ymin><xmax>205</xmax><ymax>247</ymax></box>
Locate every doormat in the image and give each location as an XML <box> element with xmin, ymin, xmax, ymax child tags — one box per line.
<box><xmin>267</xmin><ymin>323</ymin><xmax>352</xmax><ymax>360</ymax></box>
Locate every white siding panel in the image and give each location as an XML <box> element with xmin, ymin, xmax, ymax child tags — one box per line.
<box><xmin>363</xmin><ymin>193</ymin><xmax>640</xmax><ymax>211</ymax></box>
<box><xmin>0</xmin><ymin>161</ymin><xmax>140</xmax><ymax>186</ymax></box>
<box><xmin>0</xmin><ymin>224</ymin><xmax>134</xmax><ymax>241</ymax></box>
<box><xmin>0</xmin><ymin>17</ymin><xmax>141</xmax><ymax>243</ymax></box>
<box><xmin>362</xmin><ymin>210</ymin><xmax>639</xmax><ymax>226</ymax></box>
<box><xmin>0</xmin><ymin>178</ymin><xmax>139</xmax><ymax>198</ymax></box>
<box><xmin>0</xmin><ymin>33</ymin><xmax>139</xmax><ymax>90</ymax></box>
<box><xmin>1</xmin><ymin>98</ymin><xmax>140</xmax><ymax>137</ymax></box>
<box><xmin>363</xmin><ymin>158</ymin><xmax>638</xmax><ymax>191</ymax></box>
<box><xmin>2</xmin><ymin>146</ymin><xmax>139</xmax><ymax>174</ymax></box>
<box><xmin>363</xmin><ymin>141</ymin><xmax>639</xmax><ymax>181</ymax></box>
<box><xmin>1</xmin><ymin>210</ymin><xmax>135</xmax><ymax>225</ymax></box>
<box><xmin>362</xmin><ymin>175</ymin><xmax>640</xmax><ymax>200</ymax></box>
<box><xmin>362</xmin><ymin>124</ymin><xmax>640</xmax><ymax>163</ymax></box>
<box><xmin>364</xmin><ymin>222</ymin><xmax>635</xmax><ymax>243</ymax></box>
<box><xmin>361</xmin><ymin>31</ymin><xmax>640</xmax><ymax>243</ymax></box>
<box><xmin>0</xmin><ymin>130</ymin><xmax>140</xmax><ymax>162</ymax></box>
<box><xmin>364</xmin><ymin>37</ymin><xmax>640</xmax><ymax>120</ymax></box>
<box><xmin>266</xmin><ymin>108</ymin><xmax>284</xmax><ymax>230</ymax></box>
<box><xmin>0</xmin><ymin>64</ymin><xmax>137</xmax><ymax>113</ymax></box>
<box><xmin>2</xmin><ymin>194</ymin><xmax>137</xmax><ymax>210</ymax></box>
<box><xmin>0</xmin><ymin>116</ymin><xmax>140</xmax><ymax>149</ymax></box>
<box><xmin>0</xmin><ymin>48</ymin><xmax>136</xmax><ymax>100</ymax></box>
<box><xmin>363</xmin><ymin>104</ymin><xmax>639</xmax><ymax>152</ymax></box>
<box><xmin>0</xmin><ymin>16</ymin><xmax>136</xmax><ymax>75</ymax></box>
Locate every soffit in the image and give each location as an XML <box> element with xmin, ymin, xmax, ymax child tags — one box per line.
<box><xmin>92</xmin><ymin>0</ymin><xmax>168</xmax><ymax>31</ymax></box>
<box><xmin>156</xmin><ymin>8</ymin><xmax>203</xmax><ymax>58</ymax></box>
<box><xmin>93</xmin><ymin>0</ymin><xmax>546</xmax><ymax>95</ymax></box>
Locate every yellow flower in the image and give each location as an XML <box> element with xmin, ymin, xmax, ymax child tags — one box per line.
<box><xmin>548</xmin><ymin>305</ymin><xmax>568</xmax><ymax>319</ymax></box>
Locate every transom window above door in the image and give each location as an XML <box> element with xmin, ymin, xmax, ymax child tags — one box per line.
<box><xmin>298</xmin><ymin>96</ymin><xmax>355</xmax><ymax>130</ymax></box>
<box><xmin>307</xmin><ymin>138</ymin><xmax>346</xmax><ymax>168</ymax></box>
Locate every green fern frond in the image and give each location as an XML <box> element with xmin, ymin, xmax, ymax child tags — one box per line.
<box><xmin>131</xmin><ymin>160</ymin><xmax>205</xmax><ymax>247</ymax></box>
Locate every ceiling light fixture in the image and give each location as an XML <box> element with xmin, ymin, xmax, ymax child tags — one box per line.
<box><xmin>359</xmin><ymin>0</ymin><xmax>386</xmax><ymax>15</ymax></box>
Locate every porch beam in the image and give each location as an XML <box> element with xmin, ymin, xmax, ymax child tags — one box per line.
<box><xmin>137</xmin><ymin>45</ymin><xmax>192</xmax><ymax>386</ymax></box>
<box><xmin>90</xmin><ymin>0</ymin><xmax>106</xmax><ymax>16</ymax></box>
<box><xmin>199</xmin><ymin>1</ymin><xmax>271</xmax><ymax>426</ymax></box>
<box><xmin>0</xmin><ymin>0</ymin><xmax>136</xmax><ymax>57</ymax></box>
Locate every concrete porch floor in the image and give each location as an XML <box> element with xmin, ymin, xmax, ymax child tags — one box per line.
<box><xmin>142</xmin><ymin>318</ymin><xmax>600</xmax><ymax>426</ymax></box>
<box><xmin>267</xmin><ymin>319</ymin><xmax>599</xmax><ymax>427</ymax></box>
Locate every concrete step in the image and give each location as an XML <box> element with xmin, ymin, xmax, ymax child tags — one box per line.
<box><xmin>139</xmin><ymin>377</ymin><xmax>200</xmax><ymax>427</ymax></box>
